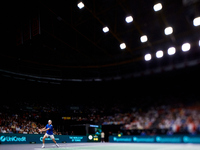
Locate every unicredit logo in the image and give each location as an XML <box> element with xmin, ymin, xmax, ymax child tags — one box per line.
<box><xmin>0</xmin><ymin>136</ymin><xmax>26</xmax><ymax>142</ymax></box>
<box><xmin>0</xmin><ymin>136</ymin><xmax>6</xmax><ymax>142</ymax></box>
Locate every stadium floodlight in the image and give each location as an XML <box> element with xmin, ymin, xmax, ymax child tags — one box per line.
<box><xmin>193</xmin><ymin>17</ymin><xmax>200</xmax><ymax>26</ymax></box>
<box><xmin>125</xmin><ymin>16</ymin><xmax>133</xmax><ymax>23</ymax></box>
<box><xmin>156</xmin><ymin>50</ymin><xmax>164</xmax><ymax>58</ymax></box>
<box><xmin>77</xmin><ymin>2</ymin><xmax>84</xmax><ymax>9</ymax></box>
<box><xmin>144</xmin><ymin>54</ymin><xmax>152</xmax><ymax>61</ymax></box>
<box><xmin>120</xmin><ymin>43</ymin><xmax>126</xmax><ymax>50</ymax></box>
<box><xmin>167</xmin><ymin>47</ymin><xmax>176</xmax><ymax>55</ymax></box>
<box><xmin>164</xmin><ymin>27</ymin><xmax>173</xmax><ymax>35</ymax></box>
<box><xmin>182</xmin><ymin>43</ymin><xmax>191</xmax><ymax>52</ymax></box>
<box><xmin>103</xmin><ymin>26</ymin><xmax>109</xmax><ymax>33</ymax></box>
<box><xmin>140</xmin><ymin>35</ymin><xmax>148</xmax><ymax>43</ymax></box>
<box><xmin>153</xmin><ymin>3</ymin><xmax>162</xmax><ymax>12</ymax></box>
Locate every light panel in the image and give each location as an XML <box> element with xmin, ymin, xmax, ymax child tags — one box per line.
<box><xmin>140</xmin><ymin>35</ymin><xmax>148</xmax><ymax>43</ymax></box>
<box><xmin>164</xmin><ymin>27</ymin><xmax>173</xmax><ymax>35</ymax></box>
<box><xmin>78</xmin><ymin>2</ymin><xmax>84</xmax><ymax>9</ymax></box>
<box><xmin>182</xmin><ymin>43</ymin><xmax>191</xmax><ymax>52</ymax></box>
<box><xmin>125</xmin><ymin>16</ymin><xmax>133</xmax><ymax>23</ymax></box>
<box><xmin>156</xmin><ymin>50</ymin><xmax>164</xmax><ymax>58</ymax></box>
<box><xmin>193</xmin><ymin>17</ymin><xmax>200</xmax><ymax>26</ymax></box>
<box><xmin>103</xmin><ymin>26</ymin><xmax>109</xmax><ymax>33</ymax></box>
<box><xmin>167</xmin><ymin>47</ymin><xmax>176</xmax><ymax>55</ymax></box>
<box><xmin>144</xmin><ymin>54</ymin><xmax>152</xmax><ymax>61</ymax></box>
<box><xmin>120</xmin><ymin>43</ymin><xmax>126</xmax><ymax>50</ymax></box>
<box><xmin>153</xmin><ymin>3</ymin><xmax>162</xmax><ymax>12</ymax></box>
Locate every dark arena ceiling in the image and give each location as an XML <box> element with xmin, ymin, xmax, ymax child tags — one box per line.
<box><xmin>1</xmin><ymin>0</ymin><xmax>200</xmax><ymax>83</ymax></box>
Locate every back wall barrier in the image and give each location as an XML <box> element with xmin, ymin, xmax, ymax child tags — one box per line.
<box><xmin>0</xmin><ymin>134</ymin><xmax>87</xmax><ymax>144</ymax></box>
<box><xmin>109</xmin><ymin>135</ymin><xmax>200</xmax><ymax>144</ymax></box>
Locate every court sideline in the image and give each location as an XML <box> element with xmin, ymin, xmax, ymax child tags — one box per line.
<box><xmin>1</xmin><ymin>143</ymin><xmax>200</xmax><ymax>150</ymax></box>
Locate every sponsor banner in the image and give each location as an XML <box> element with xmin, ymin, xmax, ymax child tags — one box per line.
<box><xmin>156</xmin><ymin>136</ymin><xmax>182</xmax><ymax>143</ymax></box>
<box><xmin>112</xmin><ymin>136</ymin><xmax>132</xmax><ymax>143</ymax></box>
<box><xmin>68</xmin><ymin>136</ymin><xmax>87</xmax><ymax>142</ymax></box>
<box><xmin>0</xmin><ymin>134</ymin><xmax>87</xmax><ymax>144</ymax></box>
<box><xmin>183</xmin><ymin>136</ymin><xmax>200</xmax><ymax>143</ymax></box>
<box><xmin>133</xmin><ymin>136</ymin><xmax>155</xmax><ymax>143</ymax></box>
<box><xmin>0</xmin><ymin>135</ymin><xmax>26</xmax><ymax>143</ymax></box>
<box><xmin>109</xmin><ymin>135</ymin><xmax>200</xmax><ymax>143</ymax></box>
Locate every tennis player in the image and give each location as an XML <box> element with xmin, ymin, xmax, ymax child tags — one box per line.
<box><xmin>38</xmin><ymin>120</ymin><xmax>59</xmax><ymax>148</ymax></box>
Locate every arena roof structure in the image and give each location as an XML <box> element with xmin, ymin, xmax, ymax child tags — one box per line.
<box><xmin>1</xmin><ymin>0</ymin><xmax>200</xmax><ymax>82</ymax></box>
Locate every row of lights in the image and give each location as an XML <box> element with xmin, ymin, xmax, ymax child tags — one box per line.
<box><xmin>119</xmin><ymin>26</ymin><xmax>173</xmax><ymax>50</ymax></box>
<box><xmin>106</xmin><ymin>2</ymin><xmax>167</xmax><ymax>50</ymax></box>
<box><xmin>77</xmin><ymin>2</ymin><xmax>200</xmax><ymax>50</ymax></box>
<box><xmin>144</xmin><ymin>40</ymin><xmax>200</xmax><ymax>61</ymax></box>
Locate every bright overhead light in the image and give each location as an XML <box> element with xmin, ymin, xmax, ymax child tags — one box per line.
<box><xmin>77</xmin><ymin>2</ymin><xmax>84</xmax><ymax>9</ymax></box>
<box><xmin>140</xmin><ymin>35</ymin><xmax>148</xmax><ymax>43</ymax></box>
<box><xmin>199</xmin><ymin>40</ymin><xmax>200</xmax><ymax>47</ymax></box>
<box><xmin>120</xmin><ymin>43</ymin><xmax>126</xmax><ymax>50</ymax></box>
<box><xmin>144</xmin><ymin>54</ymin><xmax>152</xmax><ymax>61</ymax></box>
<box><xmin>103</xmin><ymin>26</ymin><xmax>109</xmax><ymax>33</ymax></box>
<box><xmin>182</xmin><ymin>43</ymin><xmax>191</xmax><ymax>52</ymax></box>
<box><xmin>153</xmin><ymin>3</ymin><xmax>162</xmax><ymax>12</ymax></box>
<box><xmin>193</xmin><ymin>17</ymin><xmax>200</xmax><ymax>26</ymax></box>
<box><xmin>164</xmin><ymin>27</ymin><xmax>173</xmax><ymax>35</ymax></box>
<box><xmin>156</xmin><ymin>50</ymin><xmax>164</xmax><ymax>58</ymax></box>
<box><xmin>168</xmin><ymin>47</ymin><xmax>176</xmax><ymax>55</ymax></box>
<box><xmin>125</xmin><ymin>16</ymin><xmax>133</xmax><ymax>23</ymax></box>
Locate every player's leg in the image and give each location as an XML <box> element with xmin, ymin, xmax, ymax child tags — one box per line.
<box><xmin>52</xmin><ymin>138</ymin><xmax>57</xmax><ymax>144</ymax></box>
<box><xmin>50</xmin><ymin>135</ymin><xmax>59</xmax><ymax>147</ymax></box>
<box><xmin>42</xmin><ymin>134</ymin><xmax>48</xmax><ymax>148</ymax></box>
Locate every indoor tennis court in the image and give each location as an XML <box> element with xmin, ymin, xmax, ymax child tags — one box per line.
<box><xmin>1</xmin><ymin>143</ymin><xmax>200</xmax><ymax>150</ymax></box>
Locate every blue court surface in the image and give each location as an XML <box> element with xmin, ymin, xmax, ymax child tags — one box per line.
<box><xmin>1</xmin><ymin>143</ymin><xmax>200</xmax><ymax>150</ymax></box>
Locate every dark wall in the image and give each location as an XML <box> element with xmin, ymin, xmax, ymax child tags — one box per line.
<box><xmin>1</xmin><ymin>64</ymin><xmax>200</xmax><ymax>105</ymax></box>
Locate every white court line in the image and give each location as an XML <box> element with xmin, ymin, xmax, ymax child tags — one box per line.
<box><xmin>34</xmin><ymin>143</ymin><xmax>200</xmax><ymax>150</ymax></box>
<box><xmin>155</xmin><ymin>144</ymin><xmax>200</xmax><ymax>150</ymax></box>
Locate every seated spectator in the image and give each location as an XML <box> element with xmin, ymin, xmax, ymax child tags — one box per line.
<box><xmin>16</xmin><ymin>125</ymin><xmax>21</xmax><ymax>133</ymax></box>
<box><xmin>1</xmin><ymin>127</ymin><xmax>7</xmax><ymax>133</ymax></box>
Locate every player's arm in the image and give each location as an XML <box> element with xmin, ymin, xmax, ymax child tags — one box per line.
<box><xmin>39</xmin><ymin>127</ymin><xmax>50</xmax><ymax>132</ymax></box>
